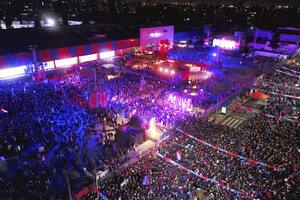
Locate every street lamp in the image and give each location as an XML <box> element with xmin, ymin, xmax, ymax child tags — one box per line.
<box><xmin>46</xmin><ymin>18</ymin><xmax>56</xmax><ymax>27</ymax></box>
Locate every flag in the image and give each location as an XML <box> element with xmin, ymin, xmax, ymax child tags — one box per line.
<box><xmin>176</xmin><ymin>151</ymin><xmax>181</xmax><ymax>161</ymax></box>
<box><xmin>0</xmin><ymin>108</ymin><xmax>8</xmax><ymax>113</ymax></box>
<box><xmin>99</xmin><ymin>192</ymin><xmax>109</xmax><ymax>200</ymax></box>
<box><xmin>120</xmin><ymin>179</ymin><xmax>129</xmax><ymax>187</ymax></box>
<box><xmin>249</xmin><ymin>159</ymin><xmax>257</xmax><ymax>166</ymax></box>
<box><xmin>142</xmin><ymin>175</ymin><xmax>150</xmax><ymax>186</ymax></box>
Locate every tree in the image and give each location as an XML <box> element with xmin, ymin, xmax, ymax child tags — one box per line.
<box><xmin>270</xmin><ymin>31</ymin><xmax>280</xmax><ymax>50</ymax></box>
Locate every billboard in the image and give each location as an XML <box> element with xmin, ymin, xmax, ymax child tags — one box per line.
<box><xmin>99</xmin><ymin>51</ymin><xmax>115</xmax><ymax>59</ymax></box>
<box><xmin>212</xmin><ymin>38</ymin><xmax>240</xmax><ymax>50</ymax></box>
<box><xmin>140</xmin><ymin>26</ymin><xmax>174</xmax><ymax>51</ymax></box>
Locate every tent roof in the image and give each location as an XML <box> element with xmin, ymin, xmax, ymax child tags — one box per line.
<box><xmin>250</xmin><ymin>90</ymin><xmax>269</xmax><ymax>100</ymax></box>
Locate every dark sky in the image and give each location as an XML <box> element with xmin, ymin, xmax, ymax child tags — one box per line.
<box><xmin>128</xmin><ymin>0</ymin><xmax>300</xmax><ymax>6</ymax></box>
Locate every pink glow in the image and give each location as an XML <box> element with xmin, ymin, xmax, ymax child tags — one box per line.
<box><xmin>79</xmin><ymin>54</ymin><xmax>98</xmax><ymax>63</ymax></box>
<box><xmin>149</xmin><ymin>32</ymin><xmax>162</xmax><ymax>38</ymax></box>
<box><xmin>55</xmin><ymin>57</ymin><xmax>78</xmax><ymax>68</ymax></box>
<box><xmin>167</xmin><ymin>60</ymin><xmax>175</xmax><ymax>63</ymax></box>
<box><xmin>99</xmin><ymin>51</ymin><xmax>115</xmax><ymax>59</ymax></box>
<box><xmin>0</xmin><ymin>66</ymin><xmax>27</xmax><ymax>79</ymax></box>
<box><xmin>212</xmin><ymin>38</ymin><xmax>239</xmax><ymax>50</ymax></box>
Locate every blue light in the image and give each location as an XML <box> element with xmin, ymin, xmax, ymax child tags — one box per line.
<box><xmin>212</xmin><ymin>53</ymin><xmax>217</xmax><ymax>57</ymax></box>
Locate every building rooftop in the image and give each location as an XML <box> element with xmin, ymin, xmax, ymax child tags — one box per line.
<box><xmin>0</xmin><ymin>24</ymin><xmax>139</xmax><ymax>55</ymax></box>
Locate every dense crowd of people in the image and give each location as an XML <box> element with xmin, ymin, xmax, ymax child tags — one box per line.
<box><xmin>99</xmin><ymin>58</ymin><xmax>299</xmax><ymax>199</ymax></box>
<box><xmin>0</xmin><ymin>50</ymin><xmax>299</xmax><ymax>199</ymax></box>
<box><xmin>0</xmin><ymin>80</ymin><xmax>87</xmax><ymax>198</ymax></box>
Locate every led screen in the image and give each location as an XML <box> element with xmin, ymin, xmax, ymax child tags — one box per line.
<box><xmin>212</xmin><ymin>38</ymin><xmax>239</xmax><ymax>50</ymax></box>
<box><xmin>43</xmin><ymin>61</ymin><xmax>55</xmax><ymax>70</ymax></box>
<box><xmin>79</xmin><ymin>54</ymin><xmax>98</xmax><ymax>63</ymax></box>
<box><xmin>140</xmin><ymin>26</ymin><xmax>174</xmax><ymax>51</ymax></box>
<box><xmin>55</xmin><ymin>57</ymin><xmax>78</xmax><ymax>68</ymax></box>
<box><xmin>0</xmin><ymin>66</ymin><xmax>27</xmax><ymax>79</ymax></box>
<box><xmin>99</xmin><ymin>51</ymin><xmax>115</xmax><ymax>59</ymax></box>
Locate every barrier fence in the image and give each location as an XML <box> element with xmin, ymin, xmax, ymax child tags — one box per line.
<box><xmin>176</xmin><ymin>128</ymin><xmax>280</xmax><ymax>171</ymax></box>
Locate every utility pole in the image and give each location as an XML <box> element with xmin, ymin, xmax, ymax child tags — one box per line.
<box><xmin>65</xmin><ymin>169</ymin><xmax>72</xmax><ymax>200</ymax></box>
<box><xmin>216</xmin><ymin>47</ymin><xmax>222</xmax><ymax>68</ymax></box>
<box><xmin>29</xmin><ymin>45</ymin><xmax>38</xmax><ymax>80</ymax></box>
<box><xmin>93</xmin><ymin>66</ymin><xmax>99</xmax><ymax>108</ymax></box>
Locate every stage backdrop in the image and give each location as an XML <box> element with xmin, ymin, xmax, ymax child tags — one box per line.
<box><xmin>140</xmin><ymin>26</ymin><xmax>174</xmax><ymax>51</ymax></box>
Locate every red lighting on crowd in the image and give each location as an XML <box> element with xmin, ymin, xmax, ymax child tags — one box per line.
<box><xmin>157</xmin><ymin>67</ymin><xmax>175</xmax><ymax>76</ymax></box>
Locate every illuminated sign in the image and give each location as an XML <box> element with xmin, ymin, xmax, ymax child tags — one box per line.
<box><xmin>178</xmin><ymin>44</ymin><xmax>187</xmax><ymax>48</ymax></box>
<box><xmin>149</xmin><ymin>32</ymin><xmax>162</xmax><ymax>38</ymax></box>
<box><xmin>190</xmin><ymin>67</ymin><xmax>201</xmax><ymax>72</ymax></box>
<box><xmin>55</xmin><ymin>57</ymin><xmax>78</xmax><ymax>68</ymax></box>
<box><xmin>212</xmin><ymin>38</ymin><xmax>239</xmax><ymax>50</ymax></box>
<box><xmin>99</xmin><ymin>51</ymin><xmax>115</xmax><ymax>59</ymax></box>
<box><xmin>140</xmin><ymin>26</ymin><xmax>174</xmax><ymax>51</ymax></box>
<box><xmin>107</xmin><ymin>75</ymin><xmax>120</xmax><ymax>80</ymax></box>
<box><xmin>0</xmin><ymin>66</ymin><xmax>27</xmax><ymax>79</ymax></box>
<box><xmin>79</xmin><ymin>54</ymin><xmax>98</xmax><ymax>63</ymax></box>
<box><xmin>158</xmin><ymin>67</ymin><xmax>175</xmax><ymax>75</ymax></box>
<box><xmin>221</xmin><ymin>107</ymin><xmax>227</xmax><ymax>114</ymax></box>
<box><xmin>204</xmin><ymin>39</ymin><xmax>209</xmax><ymax>46</ymax></box>
<box><xmin>43</xmin><ymin>61</ymin><xmax>55</xmax><ymax>71</ymax></box>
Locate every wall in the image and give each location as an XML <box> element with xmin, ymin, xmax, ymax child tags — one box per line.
<box><xmin>140</xmin><ymin>26</ymin><xmax>174</xmax><ymax>51</ymax></box>
<box><xmin>254</xmin><ymin>51</ymin><xmax>288</xmax><ymax>59</ymax></box>
<box><xmin>279</xmin><ymin>34</ymin><xmax>300</xmax><ymax>43</ymax></box>
<box><xmin>0</xmin><ymin>38</ymin><xmax>139</xmax><ymax>70</ymax></box>
<box><xmin>248</xmin><ymin>42</ymin><xmax>298</xmax><ymax>55</ymax></box>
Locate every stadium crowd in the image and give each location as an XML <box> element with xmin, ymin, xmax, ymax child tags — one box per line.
<box><xmin>0</xmin><ymin>51</ymin><xmax>299</xmax><ymax>199</ymax></box>
<box><xmin>99</xmin><ymin>60</ymin><xmax>299</xmax><ymax>199</ymax></box>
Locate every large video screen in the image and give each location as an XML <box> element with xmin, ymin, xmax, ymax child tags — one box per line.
<box><xmin>140</xmin><ymin>26</ymin><xmax>174</xmax><ymax>51</ymax></box>
<box><xmin>212</xmin><ymin>38</ymin><xmax>240</xmax><ymax>50</ymax></box>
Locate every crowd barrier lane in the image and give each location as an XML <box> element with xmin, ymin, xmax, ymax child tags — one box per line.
<box><xmin>260</xmin><ymin>89</ymin><xmax>300</xmax><ymax>100</ymax></box>
<box><xmin>261</xmin><ymin>113</ymin><xmax>300</xmax><ymax>124</ymax></box>
<box><xmin>280</xmin><ymin>66</ymin><xmax>300</xmax><ymax>75</ymax></box>
<box><xmin>155</xmin><ymin>152</ymin><xmax>257</xmax><ymax>199</ymax></box>
<box><xmin>275</xmin><ymin>69</ymin><xmax>300</xmax><ymax>78</ymax></box>
<box><xmin>176</xmin><ymin>128</ymin><xmax>281</xmax><ymax>171</ymax></box>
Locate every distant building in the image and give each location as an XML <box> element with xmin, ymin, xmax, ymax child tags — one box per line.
<box><xmin>247</xmin><ymin>27</ymin><xmax>300</xmax><ymax>58</ymax></box>
<box><xmin>96</xmin><ymin>0</ymin><xmax>127</xmax><ymax>13</ymax></box>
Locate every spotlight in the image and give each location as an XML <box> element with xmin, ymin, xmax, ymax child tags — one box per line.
<box><xmin>171</xmin><ymin>70</ymin><xmax>175</xmax><ymax>74</ymax></box>
<box><xmin>159</xmin><ymin>67</ymin><xmax>163</xmax><ymax>71</ymax></box>
<box><xmin>164</xmin><ymin>68</ymin><xmax>169</xmax><ymax>73</ymax></box>
<box><xmin>46</xmin><ymin>18</ymin><xmax>56</xmax><ymax>27</ymax></box>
